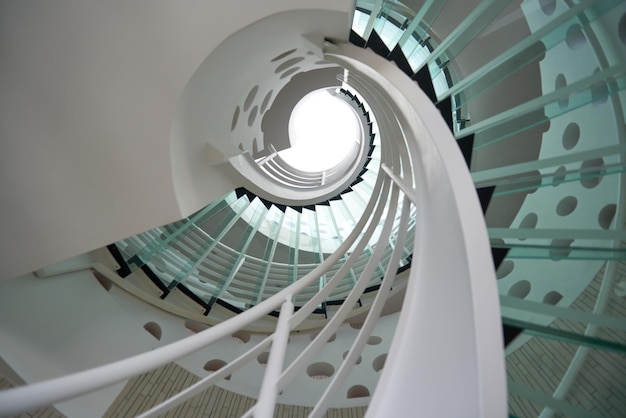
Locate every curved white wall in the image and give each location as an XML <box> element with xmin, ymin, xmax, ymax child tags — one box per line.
<box><xmin>172</xmin><ymin>9</ymin><xmax>352</xmax><ymax>211</ymax></box>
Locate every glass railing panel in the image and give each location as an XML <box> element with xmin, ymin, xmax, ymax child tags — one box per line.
<box><xmin>474</xmin><ymin>159</ymin><xmax>625</xmax><ymax>197</ymax></box>
<box><xmin>402</xmin><ymin>38</ymin><xmax>430</xmax><ymax>73</ymax></box>
<box><xmin>501</xmin><ymin>296</ymin><xmax>626</xmax><ymax>347</ymax></box>
<box><xmin>380</xmin><ymin>0</ymin><xmax>440</xmax><ymax>53</ymax></box>
<box><xmin>166</xmin><ymin>197</ymin><xmax>252</xmax><ymax>290</ymax></box>
<box><xmin>169</xmin><ymin>227</ymin><xmax>199</xmax><ymax>252</ymax></box>
<box><xmin>355</xmin><ymin>176</ymin><xmax>376</xmax><ymax>199</ymax></box>
<box><xmin>601</xmin><ymin>261</ymin><xmax>626</xmax><ymax>338</ymax></box>
<box><xmin>447</xmin><ymin>0</ymin><xmax>623</xmax><ymax>114</ymax></box>
<box><xmin>168</xmin><ymin>236</ymin><xmax>203</xmax><ymax>267</ymax></box>
<box><xmin>359</xmin><ymin>248</ymin><xmax>386</xmax><ymax>281</ymax></box>
<box><xmin>352</xmin><ymin>8</ymin><xmax>371</xmax><ymax>37</ymax></box>
<box><xmin>128</xmin><ymin>193</ymin><xmax>235</xmax><ymax>266</ymax></box>
<box><xmin>349</xmin><ymin>185</ymin><xmax>369</xmax><ymax>207</ymax></box>
<box><xmin>508</xmin><ymin>377</ymin><xmax>594</xmax><ymax>417</ymax></box>
<box><xmin>194</xmin><ymin>192</ymin><xmax>239</xmax><ymax>233</ymax></box>
<box><xmin>316</xmin><ymin>204</ymin><xmax>343</xmax><ymax>254</ymax></box>
<box><xmin>208</xmin><ymin>199</ymin><xmax>268</xmax><ymax>305</ymax></box>
<box><xmin>205</xmin><ymin>244</ymin><xmax>237</xmax><ymax>270</ymax></box>
<box><xmin>250</xmin><ymin>202</ymin><xmax>284</xmax><ymax>248</ymax></box>
<box><xmin>416</xmin><ymin>0</ymin><xmax>513</xmax><ymax>83</ymax></box>
<box><xmin>287</xmin><ymin>209</ymin><xmax>301</xmax><ymax>285</ymax></box>
<box><xmin>557</xmin><ymin>346</ymin><xmax>626</xmax><ymax>416</ymax></box>
<box><xmin>463</xmin><ymin>70</ymin><xmax>626</xmax><ymax>150</ymax></box>
<box><xmin>399</xmin><ymin>0</ymin><xmax>449</xmax><ymax>68</ymax></box>
<box><xmin>428</xmin><ymin>0</ymin><xmax>519</xmax><ymax>81</ymax></box>
<box><xmin>507</xmin><ymin>334</ymin><xmax>626</xmax><ymax>417</ymax></box>
<box><xmin>358</xmin><ymin>0</ymin><xmax>387</xmax><ymax>40</ymax></box>
<box><xmin>505</xmin><ymin>258</ymin><xmax>626</xmax><ymax>413</ymax></box>
<box><xmin>326</xmin><ymin>204</ymin><xmax>359</xmax><ymax>288</ymax></box>
<box><xmin>307</xmin><ymin>209</ymin><xmax>324</xmax><ymax>264</ymax></box>
<box><xmin>372</xmin><ymin>0</ymin><xmax>401</xmax><ymax>49</ymax></box>
<box><xmin>500</xmin><ymin>258</ymin><xmax>626</xmax><ymax>345</ymax></box>
<box><xmin>377</xmin><ymin>3</ymin><xmax>410</xmax><ymax>50</ymax></box>
<box><xmin>235</xmin><ymin>264</ymin><xmax>264</xmax><ymax>284</ymax></box>
<box><xmin>146</xmin><ymin>250</ymin><xmax>187</xmax><ymax>288</ymax></box>
<box><xmin>338</xmin><ymin>192</ymin><xmax>364</xmax><ymax>224</ymax></box>
<box><xmin>328</xmin><ymin>200</ymin><xmax>356</xmax><ymax>246</ymax></box>
<box><xmin>123</xmin><ymin>229</ymin><xmax>185</xmax><ymax>271</ymax></box>
<box><xmin>116</xmin><ymin>237</ymin><xmax>147</xmax><ymax>261</ymax></box>
<box><xmin>492</xmin><ymin>240</ymin><xmax>626</xmax><ymax>261</ymax></box>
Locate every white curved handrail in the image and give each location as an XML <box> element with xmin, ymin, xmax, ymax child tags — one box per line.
<box><xmin>325</xmin><ymin>42</ymin><xmax>507</xmax><ymax>418</ymax></box>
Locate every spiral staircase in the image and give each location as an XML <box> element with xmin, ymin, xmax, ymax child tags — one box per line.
<box><xmin>1</xmin><ymin>0</ymin><xmax>625</xmax><ymax>417</ymax></box>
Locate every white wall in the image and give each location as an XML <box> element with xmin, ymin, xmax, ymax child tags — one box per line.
<box><xmin>0</xmin><ymin>270</ymin><xmax>157</xmax><ymax>416</ymax></box>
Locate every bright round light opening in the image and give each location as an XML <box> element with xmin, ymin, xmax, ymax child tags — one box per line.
<box><xmin>280</xmin><ymin>89</ymin><xmax>360</xmax><ymax>172</ymax></box>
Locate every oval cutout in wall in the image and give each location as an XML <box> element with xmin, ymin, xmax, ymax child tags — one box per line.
<box><xmin>248</xmin><ymin>106</ymin><xmax>259</xmax><ymax>127</ymax></box>
<box><xmin>367</xmin><ymin>336</ymin><xmax>382</xmax><ymax>345</ymax></box>
<box><xmin>566</xmin><ymin>24</ymin><xmax>586</xmax><ymax>50</ymax></box>
<box><xmin>257</xmin><ymin>352</ymin><xmax>269</xmax><ymax>367</ymax></box>
<box><xmin>260</xmin><ymin>90</ymin><xmax>273</xmax><ymax>114</ymax></box>
<box><xmin>95</xmin><ymin>273</ymin><xmax>113</xmax><ymax>291</ymax></box>
<box><xmin>562</xmin><ymin>123</ymin><xmax>580</xmax><ymax>150</ymax></box>
<box><xmin>496</xmin><ymin>260</ymin><xmax>514</xmax><ymax>280</ymax></box>
<box><xmin>580</xmin><ymin>158</ymin><xmax>605</xmax><ymax>189</ymax></box>
<box><xmin>231</xmin><ymin>106</ymin><xmax>240</xmax><ymax>131</ymax></box>
<box><xmin>185</xmin><ymin>319</ymin><xmax>209</xmax><ymax>334</ymax></box>
<box><xmin>143</xmin><ymin>322</ymin><xmax>162</xmax><ymax>340</ymax></box>
<box><xmin>552</xmin><ymin>166</ymin><xmax>566</xmax><ymax>186</ymax></box>
<box><xmin>540</xmin><ymin>0</ymin><xmax>556</xmax><ymax>15</ymax></box>
<box><xmin>280</xmin><ymin>67</ymin><xmax>300</xmax><ymax>80</ymax></box>
<box><xmin>555</xmin><ymin>74</ymin><xmax>568</xmax><ymax>110</ymax></box>
<box><xmin>556</xmin><ymin>196</ymin><xmax>577</xmax><ymax>216</ymax></box>
<box><xmin>244</xmin><ymin>85</ymin><xmax>259</xmax><ymax>111</ymax></box>
<box><xmin>519</xmin><ymin>213</ymin><xmax>538</xmax><ymax>234</ymax></box>
<box><xmin>275</xmin><ymin>57</ymin><xmax>304</xmax><ymax>73</ymax></box>
<box><xmin>232</xmin><ymin>331</ymin><xmax>251</xmax><ymax>344</ymax></box>
<box><xmin>343</xmin><ymin>351</ymin><xmax>362</xmax><ymax>365</ymax></box>
<box><xmin>543</xmin><ymin>291</ymin><xmax>563</xmax><ymax>305</ymax></box>
<box><xmin>372</xmin><ymin>354</ymin><xmax>387</xmax><ymax>372</ymax></box>
<box><xmin>271</xmin><ymin>49</ymin><xmax>297</xmax><ymax>62</ymax></box>
<box><xmin>549</xmin><ymin>239</ymin><xmax>574</xmax><ymax>260</ymax></box>
<box><xmin>307</xmin><ymin>362</ymin><xmax>334</xmax><ymax>380</ymax></box>
<box><xmin>598</xmin><ymin>204</ymin><xmax>617</xmax><ymax>230</ymax></box>
<box><xmin>347</xmin><ymin>385</ymin><xmax>370</xmax><ymax>399</ymax></box>
<box><xmin>204</xmin><ymin>359</ymin><xmax>231</xmax><ymax>380</ymax></box>
<box><xmin>508</xmin><ymin>280</ymin><xmax>531</xmax><ymax>299</ymax></box>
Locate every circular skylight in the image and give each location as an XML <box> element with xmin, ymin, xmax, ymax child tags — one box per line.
<box><xmin>279</xmin><ymin>89</ymin><xmax>360</xmax><ymax>172</ymax></box>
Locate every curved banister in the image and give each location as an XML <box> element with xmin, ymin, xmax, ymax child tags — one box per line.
<box><xmin>325</xmin><ymin>42</ymin><xmax>506</xmax><ymax>417</ymax></box>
